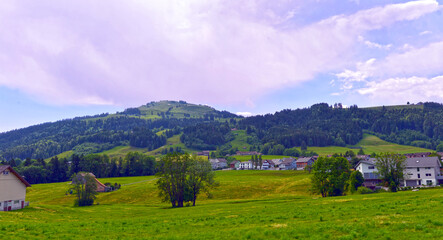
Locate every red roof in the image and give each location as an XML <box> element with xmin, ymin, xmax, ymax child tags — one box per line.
<box><xmin>0</xmin><ymin>165</ymin><xmax>31</xmax><ymax>187</ymax></box>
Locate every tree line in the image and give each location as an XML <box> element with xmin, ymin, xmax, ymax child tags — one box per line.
<box><xmin>1</xmin><ymin>152</ymin><xmax>156</xmax><ymax>184</ymax></box>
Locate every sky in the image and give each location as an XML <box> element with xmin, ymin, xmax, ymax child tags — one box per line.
<box><xmin>1</xmin><ymin>0</ymin><xmax>443</xmax><ymax>132</ymax></box>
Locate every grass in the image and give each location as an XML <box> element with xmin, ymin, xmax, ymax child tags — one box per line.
<box><xmin>229</xmin><ymin>130</ymin><xmax>252</xmax><ymax>151</ymax></box>
<box><xmin>299</xmin><ymin>134</ymin><xmax>433</xmax><ymax>156</ymax></box>
<box><xmin>3</xmin><ymin>171</ymin><xmax>442</xmax><ymax>239</ymax></box>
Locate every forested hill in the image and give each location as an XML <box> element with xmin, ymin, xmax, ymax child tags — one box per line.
<box><xmin>1</xmin><ymin>101</ymin><xmax>443</xmax><ymax>160</ymax></box>
<box><xmin>241</xmin><ymin>102</ymin><xmax>443</xmax><ymax>153</ymax></box>
<box><xmin>0</xmin><ymin>101</ymin><xmax>239</xmax><ymax>159</ymax></box>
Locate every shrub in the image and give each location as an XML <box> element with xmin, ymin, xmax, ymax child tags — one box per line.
<box><xmin>357</xmin><ymin>187</ymin><xmax>373</xmax><ymax>194</ymax></box>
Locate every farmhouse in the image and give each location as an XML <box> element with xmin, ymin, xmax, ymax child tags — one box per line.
<box><xmin>296</xmin><ymin>157</ymin><xmax>314</xmax><ymax>170</ymax></box>
<box><xmin>0</xmin><ymin>165</ymin><xmax>31</xmax><ymax>211</ymax></box>
<box><xmin>73</xmin><ymin>172</ymin><xmax>109</xmax><ymax>192</ymax></box>
<box><xmin>279</xmin><ymin>158</ymin><xmax>297</xmax><ymax>170</ymax></box>
<box><xmin>230</xmin><ymin>160</ymin><xmax>240</xmax><ymax>169</ymax></box>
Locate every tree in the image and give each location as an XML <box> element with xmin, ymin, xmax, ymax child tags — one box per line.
<box><xmin>156</xmin><ymin>153</ymin><xmax>190</xmax><ymax>208</ymax></box>
<box><xmin>436</xmin><ymin>143</ymin><xmax>443</xmax><ymax>152</ymax></box>
<box><xmin>301</xmin><ymin>141</ymin><xmax>307</xmax><ymax>151</ymax></box>
<box><xmin>310</xmin><ymin>157</ymin><xmax>351</xmax><ymax>197</ymax></box>
<box><xmin>156</xmin><ymin>153</ymin><xmax>217</xmax><ymax>207</ymax></box>
<box><xmin>348</xmin><ymin>171</ymin><xmax>364</xmax><ymax>193</ymax></box>
<box><xmin>70</xmin><ymin>172</ymin><xmax>98</xmax><ymax>206</ymax></box>
<box><xmin>357</xmin><ymin>148</ymin><xmax>365</xmax><ymax>155</ymax></box>
<box><xmin>185</xmin><ymin>156</ymin><xmax>218</xmax><ymax>206</ymax></box>
<box><xmin>375</xmin><ymin>153</ymin><xmax>406</xmax><ymax>192</ymax></box>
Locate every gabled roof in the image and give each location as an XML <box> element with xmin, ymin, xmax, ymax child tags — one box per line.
<box><xmin>406</xmin><ymin>157</ymin><xmax>441</xmax><ymax>168</ymax></box>
<box><xmin>296</xmin><ymin>157</ymin><xmax>313</xmax><ymax>163</ymax></box>
<box><xmin>0</xmin><ymin>165</ymin><xmax>31</xmax><ymax>187</ymax></box>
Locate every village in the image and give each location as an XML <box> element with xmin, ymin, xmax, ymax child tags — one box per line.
<box><xmin>208</xmin><ymin>151</ymin><xmax>443</xmax><ymax>190</ymax></box>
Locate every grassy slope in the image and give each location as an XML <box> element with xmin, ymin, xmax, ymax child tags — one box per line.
<box><xmin>301</xmin><ymin>134</ymin><xmax>433</xmax><ymax>156</ymax></box>
<box><xmin>3</xmin><ymin>171</ymin><xmax>442</xmax><ymax>239</ymax></box>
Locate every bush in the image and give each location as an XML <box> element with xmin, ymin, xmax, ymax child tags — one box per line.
<box><xmin>357</xmin><ymin>187</ymin><xmax>373</xmax><ymax>194</ymax></box>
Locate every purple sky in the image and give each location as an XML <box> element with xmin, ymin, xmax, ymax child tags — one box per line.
<box><xmin>1</xmin><ymin>0</ymin><xmax>443</xmax><ymax>132</ymax></box>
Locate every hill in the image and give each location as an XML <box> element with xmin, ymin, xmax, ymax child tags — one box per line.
<box><xmin>0</xmin><ymin>100</ymin><xmax>239</xmax><ymax>160</ymax></box>
<box><xmin>3</xmin><ymin>171</ymin><xmax>443</xmax><ymax>239</ymax></box>
<box><xmin>1</xmin><ymin>101</ymin><xmax>443</xmax><ymax>162</ymax></box>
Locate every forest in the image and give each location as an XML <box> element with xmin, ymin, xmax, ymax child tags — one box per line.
<box><xmin>1</xmin><ymin>101</ymin><xmax>443</xmax><ymax>161</ymax></box>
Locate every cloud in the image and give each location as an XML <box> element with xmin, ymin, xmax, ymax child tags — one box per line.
<box><xmin>358</xmin><ymin>76</ymin><xmax>443</xmax><ymax>103</ymax></box>
<box><xmin>336</xmin><ymin>39</ymin><xmax>443</xmax><ymax>104</ymax></box>
<box><xmin>0</xmin><ymin>0</ymin><xmax>439</xmax><ymax>107</ymax></box>
<box><xmin>236</xmin><ymin>112</ymin><xmax>254</xmax><ymax>117</ymax></box>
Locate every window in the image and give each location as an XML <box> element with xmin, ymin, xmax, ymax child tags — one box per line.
<box><xmin>417</xmin><ymin>168</ymin><xmax>420</xmax><ymax>172</ymax></box>
<box><xmin>0</xmin><ymin>203</ymin><xmax>2</xmax><ymax>207</ymax></box>
<box><xmin>425</xmin><ymin>167</ymin><xmax>431</xmax><ymax>170</ymax></box>
<box><xmin>417</xmin><ymin>174</ymin><xmax>421</xmax><ymax>178</ymax></box>
<box><xmin>368</xmin><ymin>166</ymin><xmax>375</xmax><ymax>169</ymax></box>
<box><xmin>426</xmin><ymin>180</ymin><xmax>433</xmax><ymax>185</ymax></box>
<box><xmin>3</xmin><ymin>171</ymin><xmax>8</xmax><ymax>175</ymax></box>
<box><xmin>14</xmin><ymin>200</ymin><xmax>19</xmax><ymax>204</ymax></box>
<box><xmin>426</xmin><ymin>173</ymin><xmax>431</xmax><ymax>177</ymax></box>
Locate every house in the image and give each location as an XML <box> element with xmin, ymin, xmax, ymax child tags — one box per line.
<box><xmin>230</xmin><ymin>160</ymin><xmax>240</xmax><ymax>169</ymax></box>
<box><xmin>296</xmin><ymin>157</ymin><xmax>314</xmax><ymax>170</ymax></box>
<box><xmin>356</xmin><ymin>157</ymin><xmax>442</xmax><ymax>188</ymax></box>
<box><xmin>355</xmin><ymin>158</ymin><xmax>381</xmax><ymax>189</ymax></box>
<box><xmin>403</xmin><ymin>157</ymin><xmax>442</xmax><ymax>186</ymax></box>
<box><xmin>279</xmin><ymin>158</ymin><xmax>297</xmax><ymax>170</ymax></box>
<box><xmin>235</xmin><ymin>151</ymin><xmax>262</xmax><ymax>156</ymax></box>
<box><xmin>196</xmin><ymin>151</ymin><xmax>210</xmax><ymax>157</ymax></box>
<box><xmin>404</xmin><ymin>152</ymin><xmax>432</xmax><ymax>158</ymax></box>
<box><xmin>0</xmin><ymin>165</ymin><xmax>31</xmax><ymax>211</ymax></box>
<box><xmin>209</xmin><ymin>158</ymin><xmax>228</xmax><ymax>170</ymax></box>
<box><xmin>238</xmin><ymin>161</ymin><xmax>253</xmax><ymax>170</ymax></box>
<box><xmin>73</xmin><ymin>172</ymin><xmax>109</xmax><ymax>192</ymax></box>
<box><xmin>271</xmin><ymin>159</ymin><xmax>283</xmax><ymax>166</ymax></box>
<box><xmin>356</xmin><ymin>155</ymin><xmax>370</xmax><ymax>161</ymax></box>
<box><xmin>261</xmin><ymin>160</ymin><xmax>275</xmax><ymax>170</ymax></box>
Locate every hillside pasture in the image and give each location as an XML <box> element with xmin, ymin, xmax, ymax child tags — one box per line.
<box><xmin>2</xmin><ymin>171</ymin><xmax>442</xmax><ymax>239</ymax></box>
<box><xmin>299</xmin><ymin>134</ymin><xmax>433</xmax><ymax>156</ymax></box>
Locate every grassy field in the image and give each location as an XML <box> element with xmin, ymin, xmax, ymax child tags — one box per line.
<box><xmin>229</xmin><ymin>130</ymin><xmax>252</xmax><ymax>151</ymax></box>
<box><xmin>300</xmin><ymin>134</ymin><xmax>432</xmax><ymax>156</ymax></box>
<box><xmin>2</xmin><ymin>171</ymin><xmax>442</xmax><ymax>239</ymax></box>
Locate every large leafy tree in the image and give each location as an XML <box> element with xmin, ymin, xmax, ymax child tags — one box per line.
<box><xmin>70</xmin><ymin>172</ymin><xmax>98</xmax><ymax>206</ymax></box>
<box><xmin>375</xmin><ymin>152</ymin><xmax>406</xmax><ymax>192</ymax></box>
<box><xmin>311</xmin><ymin>157</ymin><xmax>351</xmax><ymax>197</ymax></box>
<box><xmin>156</xmin><ymin>153</ymin><xmax>217</xmax><ymax>208</ymax></box>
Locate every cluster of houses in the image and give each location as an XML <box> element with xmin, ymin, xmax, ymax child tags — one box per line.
<box><xmin>356</xmin><ymin>156</ymin><xmax>443</xmax><ymax>189</ymax></box>
<box><xmin>209</xmin><ymin>157</ymin><xmax>316</xmax><ymax>171</ymax></box>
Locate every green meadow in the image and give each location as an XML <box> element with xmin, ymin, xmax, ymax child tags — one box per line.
<box><xmin>300</xmin><ymin>134</ymin><xmax>432</xmax><ymax>156</ymax></box>
<box><xmin>1</xmin><ymin>171</ymin><xmax>442</xmax><ymax>239</ymax></box>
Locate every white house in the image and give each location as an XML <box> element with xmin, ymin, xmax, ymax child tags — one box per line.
<box><xmin>403</xmin><ymin>157</ymin><xmax>442</xmax><ymax>186</ymax></box>
<box><xmin>209</xmin><ymin>158</ymin><xmax>228</xmax><ymax>170</ymax></box>
<box><xmin>261</xmin><ymin>160</ymin><xmax>275</xmax><ymax>170</ymax></box>
<box><xmin>355</xmin><ymin>158</ymin><xmax>381</xmax><ymax>189</ymax></box>
<box><xmin>356</xmin><ymin>157</ymin><xmax>442</xmax><ymax>188</ymax></box>
<box><xmin>238</xmin><ymin>161</ymin><xmax>253</xmax><ymax>170</ymax></box>
<box><xmin>0</xmin><ymin>165</ymin><xmax>31</xmax><ymax>211</ymax></box>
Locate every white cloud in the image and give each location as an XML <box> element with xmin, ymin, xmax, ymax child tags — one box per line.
<box><xmin>236</xmin><ymin>112</ymin><xmax>254</xmax><ymax>117</ymax></box>
<box><xmin>0</xmin><ymin>0</ymin><xmax>439</xmax><ymax>107</ymax></box>
<box><xmin>358</xmin><ymin>76</ymin><xmax>443</xmax><ymax>103</ymax></box>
